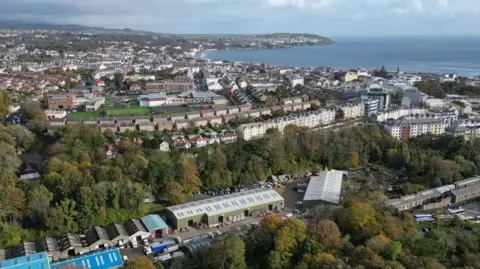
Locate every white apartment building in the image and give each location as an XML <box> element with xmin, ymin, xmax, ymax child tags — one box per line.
<box><xmin>85</xmin><ymin>99</ymin><xmax>105</xmax><ymax>111</ymax></box>
<box><xmin>289</xmin><ymin>76</ymin><xmax>304</xmax><ymax>87</ymax></box>
<box><xmin>375</xmin><ymin>108</ymin><xmax>428</xmax><ymax>122</ymax></box>
<box><xmin>319</xmin><ymin>109</ymin><xmax>336</xmax><ymax>125</ymax></box>
<box><xmin>383</xmin><ymin>118</ymin><xmax>448</xmax><ymax>140</ymax></box>
<box><xmin>236</xmin><ymin>122</ymin><xmax>274</xmax><ymax>141</ymax></box>
<box><xmin>237</xmin><ymin>109</ymin><xmax>336</xmax><ymax>141</ymax></box>
<box><xmin>138</xmin><ymin>93</ymin><xmax>186</xmax><ymax>107</ymax></box>
<box><xmin>424</xmin><ymin>99</ymin><xmax>447</xmax><ymax>110</ymax></box>
<box><xmin>339</xmin><ymin>103</ymin><xmax>364</xmax><ymax>120</ymax></box>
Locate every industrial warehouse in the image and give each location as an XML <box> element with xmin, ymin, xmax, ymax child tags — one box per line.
<box><xmin>0</xmin><ymin>189</ymin><xmax>285</xmax><ymax>269</ymax></box>
<box><xmin>387</xmin><ymin>176</ymin><xmax>480</xmax><ymax>211</ymax></box>
<box><xmin>166</xmin><ymin>188</ymin><xmax>285</xmax><ymax>230</ymax></box>
<box><xmin>302</xmin><ymin>169</ymin><xmax>346</xmax><ymax>209</ymax></box>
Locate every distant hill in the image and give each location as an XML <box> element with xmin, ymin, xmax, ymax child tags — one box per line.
<box><xmin>0</xmin><ymin>21</ymin><xmax>330</xmax><ymax>43</ymax></box>
<box><xmin>179</xmin><ymin>33</ymin><xmax>332</xmax><ymax>42</ymax></box>
<box><xmin>0</xmin><ymin>20</ymin><xmax>176</xmax><ymax>37</ymax></box>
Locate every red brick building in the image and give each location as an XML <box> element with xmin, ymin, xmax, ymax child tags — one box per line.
<box><xmin>46</xmin><ymin>94</ymin><xmax>74</xmax><ymax>109</ymax></box>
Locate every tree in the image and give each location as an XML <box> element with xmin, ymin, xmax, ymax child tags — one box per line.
<box><xmin>165</xmin><ymin>181</ymin><xmax>185</xmax><ymax>205</ymax></box>
<box><xmin>383</xmin><ymin>241</ymin><xmax>402</xmax><ymax>261</ymax></box>
<box><xmin>20</xmin><ymin>100</ymin><xmax>45</xmax><ymax>121</ymax></box>
<box><xmin>0</xmin><ymin>90</ymin><xmax>11</xmax><ymax>119</ymax></box>
<box><xmin>11</xmin><ymin>125</ymin><xmax>35</xmax><ymax>149</ymax></box>
<box><xmin>344</xmin><ymin>202</ymin><xmax>377</xmax><ymax>232</ymax></box>
<box><xmin>269</xmin><ymin>218</ymin><xmax>307</xmax><ymax>269</ymax></box>
<box><xmin>308</xmin><ymin>220</ymin><xmax>344</xmax><ymax>252</ymax></box>
<box><xmin>0</xmin><ymin>141</ymin><xmax>21</xmax><ymax>187</ymax></box>
<box><xmin>181</xmin><ymin>160</ymin><xmax>201</xmax><ymax>193</ymax></box>
<box><xmin>127</xmin><ymin>257</ymin><xmax>157</xmax><ymax>269</ymax></box>
<box><xmin>262</xmin><ymin>215</ymin><xmax>285</xmax><ymax>234</ymax></box>
<box><xmin>0</xmin><ymin>186</ymin><xmax>26</xmax><ymax>221</ymax></box>
<box><xmin>0</xmin><ymin>224</ymin><xmax>21</xmax><ymax>248</ymax></box>
<box><xmin>113</xmin><ymin>73</ymin><xmax>125</xmax><ymax>90</ymax></box>
<box><xmin>415</xmin><ymin>80</ymin><xmax>446</xmax><ymax>99</ymax></box>
<box><xmin>45</xmin><ymin>207</ymin><xmax>66</xmax><ymax>231</ymax></box>
<box><xmin>26</xmin><ymin>185</ymin><xmax>54</xmax><ymax>224</ymax></box>
<box><xmin>206</xmin><ymin>234</ymin><xmax>247</xmax><ymax>269</ymax></box>
<box><xmin>345</xmin><ymin>151</ymin><xmax>360</xmax><ymax>168</ymax></box>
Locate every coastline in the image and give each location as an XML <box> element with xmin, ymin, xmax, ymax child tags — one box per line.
<box><xmin>199</xmin><ymin>44</ymin><xmax>329</xmax><ymax>67</ymax></box>
<box><xmin>199</xmin><ymin>37</ymin><xmax>480</xmax><ymax>77</ymax></box>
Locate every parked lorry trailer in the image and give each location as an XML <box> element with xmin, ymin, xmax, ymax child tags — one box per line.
<box><xmin>144</xmin><ymin>240</ymin><xmax>176</xmax><ymax>255</ymax></box>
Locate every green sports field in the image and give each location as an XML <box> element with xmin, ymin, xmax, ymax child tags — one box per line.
<box><xmin>67</xmin><ymin>111</ymin><xmax>102</xmax><ymax>119</ymax></box>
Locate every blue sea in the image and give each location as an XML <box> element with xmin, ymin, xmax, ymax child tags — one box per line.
<box><xmin>204</xmin><ymin>36</ymin><xmax>480</xmax><ymax>76</ymax></box>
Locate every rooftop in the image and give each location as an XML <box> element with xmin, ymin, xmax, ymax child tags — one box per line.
<box><xmin>50</xmin><ymin>248</ymin><xmax>123</xmax><ymax>269</ymax></box>
<box><xmin>303</xmin><ymin>170</ymin><xmax>344</xmax><ymax>204</ymax></box>
<box><xmin>452</xmin><ymin>182</ymin><xmax>480</xmax><ymax>197</ymax></box>
<box><xmin>105</xmin><ymin>223</ymin><xmax>129</xmax><ymax>241</ymax></box>
<box><xmin>0</xmin><ymin>252</ymin><xmax>49</xmax><ymax>269</ymax></box>
<box><xmin>139</xmin><ymin>93</ymin><xmax>167</xmax><ymax>100</ymax></box>
<box><xmin>387</xmin><ymin>184</ymin><xmax>455</xmax><ymax>207</ymax></box>
<box><xmin>35</xmin><ymin>237</ymin><xmax>59</xmax><ymax>253</ymax></box>
<box><xmin>140</xmin><ymin>214</ymin><xmax>169</xmax><ymax>233</ymax></box>
<box><xmin>167</xmin><ymin>188</ymin><xmax>284</xmax><ymax>219</ymax></box>
<box><xmin>124</xmin><ymin>219</ymin><xmax>147</xmax><ymax>236</ymax></box>
<box><xmin>455</xmin><ymin>176</ymin><xmax>480</xmax><ymax>187</ymax></box>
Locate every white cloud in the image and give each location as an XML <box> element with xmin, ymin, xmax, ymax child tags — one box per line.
<box><xmin>437</xmin><ymin>0</ymin><xmax>449</xmax><ymax>9</ymax></box>
<box><xmin>410</xmin><ymin>0</ymin><xmax>424</xmax><ymax>12</ymax></box>
<box><xmin>263</xmin><ymin>0</ymin><xmax>336</xmax><ymax>9</ymax></box>
<box><xmin>1</xmin><ymin>0</ymin><xmax>480</xmax><ymax>35</ymax></box>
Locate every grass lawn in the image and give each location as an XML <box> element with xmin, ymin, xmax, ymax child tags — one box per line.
<box><xmin>67</xmin><ymin>111</ymin><xmax>102</xmax><ymax>119</ymax></box>
<box><xmin>107</xmin><ymin>107</ymin><xmax>150</xmax><ymax>117</ymax></box>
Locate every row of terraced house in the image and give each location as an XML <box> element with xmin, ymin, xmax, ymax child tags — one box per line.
<box><xmin>47</xmin><ymin>102</ymin><xmax>317</xmax><ymax>133</ymax></box>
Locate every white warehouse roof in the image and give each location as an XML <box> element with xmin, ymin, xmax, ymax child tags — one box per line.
<box><xmin>303</xmin><ymin>170</ymin><xmax>344</xmax><ymax>205</ymax></box>
<box><xmin>167</xmin><ymin>188</ymin><xmax>284</xmax><ymax>220</ymax></box>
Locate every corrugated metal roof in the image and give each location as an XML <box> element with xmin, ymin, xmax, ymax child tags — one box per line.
<box><xmin>167</xmin><ymin>189</ymin><xmax>284</xmax><ymax>220</ymax></box>
<box><xmin>141</xmin><ymin>215</ymin><xmax>169</xmax><ymax>233</ymax></box>
<box><xmin>456</xmin><ymin>176</ymin><xmax>480</xmax><ymax>187</ymax></box>
<box><xmin>303</xmin><ymin>170</ymin><xmax>344</xmax><ymax>205</ymax></box>
<box><xmin>50</xmin><ymin>248</ymin><xmax>123</xmax><ymax>269</ymax></box>
<box><xmin>0</xmin><ymin>251</ymin><xmax>49</xmax><ymax>269</ymax></box>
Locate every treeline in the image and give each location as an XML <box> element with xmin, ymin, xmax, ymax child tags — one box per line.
<box><xmin>171</xmin><ymin>185</ymin><xmax>480</xmax><ymax>269</ymax></box>
<box><xmin>2</xmin><ymin>118</ymin><xmax>480</xmax><ymax>248</ymax></box>
<box><xmin>415</xmin><ymin>80</ymin><xmax>480</xmax><ymax>98</ymax></box>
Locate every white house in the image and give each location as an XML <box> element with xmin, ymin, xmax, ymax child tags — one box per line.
<box><xmin>159</xmin><ymin>141</ymin><xmax>170</xmax><ymax>152</ymax></box>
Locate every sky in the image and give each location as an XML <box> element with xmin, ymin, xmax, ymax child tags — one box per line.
<box><xmin>1</xmin><ymin>0</ymin><xmax>480</xmax><ymax>36</ymax></box>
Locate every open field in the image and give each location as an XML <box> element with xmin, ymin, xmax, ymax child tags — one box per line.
<box><xmin>107</xmin><ymin>107</ymin><xmax>150</xmax><ymax>116</ymax></box>
<box><xmin>67</xmin><ymin>111</ymin><xmax>102</xmax><ymax>119</ymax></box>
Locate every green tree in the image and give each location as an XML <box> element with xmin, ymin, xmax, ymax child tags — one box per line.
<box><xmin>11</xmin><ymin>125</ymin><xmax>35</xmax><ymax>149</ymax></box>
<box><xmin>165</xmin><ymin>181</ymin><xmax>185</xmax><ymax>205</ymax></box>
<box><xmin>206</xmin><ymin>234</ymin><xmax>247</xmax><ymax>269</ymax></box>
<box><xmin>269</xmin><ymin>218</ymin><xmax>307</xmax><ymax>269</ymax></box>
<box><xmin>0</xmin><ymin>186</ymin><xmax>26</xmax><ymax>221</ymax></box>
<box><xmin>26</xmin><ymin>185</ymin><xmax>54</xmax><ymax>224</ymax></box>
<box><xmin>344</xmin><ymin>202</ymin><xmax>377</xmax><ymax>232</ymax></box>
<box><xmin>20</xmin><ymin>100</ymin><xmax>45</xmax><ymax>121</ymax></box>
<box><xmin>0</xmin><ymin>224</ymin><xmax>22</xmax><ymax>248</ymax></box>
<box><xmin>127</xmin><ymin>257</ymin><xmax>157</xmax><ymax>269</ymax></box>
<box><xmin>0</xmin><ymin>90</ymin><xmax>11</xmax><ymax>119</ymax></box>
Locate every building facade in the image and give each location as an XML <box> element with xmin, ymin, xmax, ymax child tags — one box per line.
<box><xmin>166</xmin><ymin>188</ymin><xmax>284</xmax><ymax>230</ymax></box>
<box><xmin>383</xmin><ymin>118</ymin><xmax>448</xmax><ymax>140</ymax></box>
